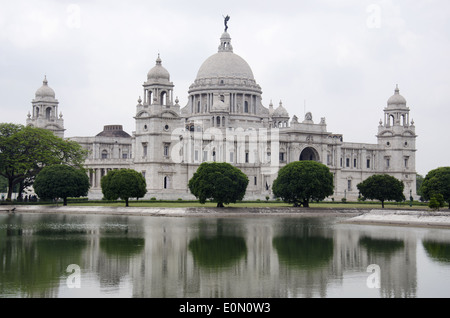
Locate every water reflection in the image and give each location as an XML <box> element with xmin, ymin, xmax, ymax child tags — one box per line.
<box><xmin>423</xmin><ymin>240</ymin><xmax>450</xmax><ymax>264</ymax></box>
<box><xmin>359</xmin><ymin>237</ymin><xmax>405</xmax><ymax>255</ymax></box>
<box><xmin>189</xmin><ymin>236</ymin><xmax>247</xmax><ymax>270</ymax></box>
<box><xmin>0</xmin><ymin>213</ymin><xmax>450</xmax><ymax>298</ymax></box>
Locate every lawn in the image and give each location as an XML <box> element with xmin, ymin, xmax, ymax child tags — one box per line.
<box><xmin>65</xmin><ymin>200</ymin><xmax>432</xmax><ymax>210</ymax></box>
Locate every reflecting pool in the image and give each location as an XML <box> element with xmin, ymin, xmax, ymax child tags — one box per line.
<box><xmin>1</xmin><ymin>212</ymin><xmax>449</xmax><ymax>298</ymax></box>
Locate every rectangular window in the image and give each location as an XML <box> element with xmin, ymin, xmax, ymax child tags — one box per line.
<box><xmin>143</xmin><ymin>144</ymin><xmax>148</xmax><ymax>157</ymax></box>
<box><xmin>348</xmin><ymin>180</ymin><xmax>352</xmax><ymax>191</ymax></box>
<box><xmin>122</xmin><ymin>153</ymin><xmax>128</xmax><ymax>159</ymax></box>
<box><xmin>404</xmin><ymin>157</ymin><xmax>409</xmax><ymax>168</ymax></box>
<box><xmin>354</xmin><ymin>158</ymin><xmax>357</xmax><ymax>168</ymax></box>
<box><xmin>340</xmin><ymin>158</ymin><xmax>343</xmax><ymax>167</ymax></box>
<box><xmin>195</xmin><ymin>150</ymin><xmax>199</xmax><ymax>162</ymax></box>
<box><xmin>203</xmin><ymin>151</ymin><xmax>208</xmax><ymax>162</ymax></box>
<box><xmin>254</xmin><ymin>176</ymin><xmax>257</xmax><ymax>186</ymax></box>
<box><xmin>164</xmin><ymin>144</ymin><xmax>170</xmax><ymax>157</ymax></box>
<box><xmin>245</xmin><ymin>152</ymin><xmax>249</xmax><ymax>163</ymax></box>
<box><xmin>367</xmin><ymin>159</ymin><xmax>371</xmax><ymax>169</ymax></box>
<box><xmin>229</xmin><ymin>152</ymin><xmax>234</xmax><ymax>163</ymax></box>
<box><xmin>386</xmin><ymin>158</ymin><xmax>390</xmax><ymax>168</ymax></box>
<box><xmin>346</xmin><ymin>158</ymin><xmax>350</xmax><ymax>167</ymax></box>
<box><xmin>279</xmin><ymin>152</ymin><xmax>285</xmax><ymax>162</ymax></box>
<box><xmin>141</xmin><ymin>171</ymin><xmax>146</xmax><ymax>179</ymax></box>
<box><xmin>327</xmin><ymin>154</ymin><xmax>332</xmax><ymax>166</ymax></box>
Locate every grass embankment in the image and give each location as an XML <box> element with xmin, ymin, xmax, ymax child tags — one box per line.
<box><xmin>3</xmin><ymin>198</ymin><xmax>436</xmax><ymax>210</ymax></box>
<box><xmin>65</xmin><ymin>200</ymin><xmax>432</xmax><ymax>210</ymax></box>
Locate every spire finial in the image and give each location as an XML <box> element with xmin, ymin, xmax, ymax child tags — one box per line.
<box><xmin>43</xmin><ymin>75</ymin><xmax>48</xmax><ymax>85</ymax></box>
<box><xmin>395</xmin><ymin>84</ymin><xmax>399</xmax><ymax>94</ymax></box>
<box><xmin>156</xmin><ymin>53</ymin><xmax>162</xmax><ymax>65</ymax></box>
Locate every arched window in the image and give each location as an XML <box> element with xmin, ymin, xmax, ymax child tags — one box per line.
<box><xmin>101</xmin><ymin>150</ymin><xmax>108</xmax><ymax>159</ymax></box>
<box><xmin>401</xmin><ymin>114</ymin><xmax>406</xmax><ymax>126</ymax></box>
<box><xmin>389</xmin><ymin>115</ymin><xmax>395</xmax><ymax>126</ymax></box>
<box><xmin>164</xmin><ymin>176</ymin><xmax>170</xmax><ymax>189</ymax></box>
<box><xmin>244</xmin><ymin>101</ymin><xmax>249</xmax><ymax>113</ymax></box>
<box><xmin>148</xmin><ymin>91</ymin><xmax>153</xmax><ymax>104</ymax></box>
<box><xmin>299</xmin><ymin>147</ymin><xmax>319</xmax><ymax>162</ymax></box>
<box><xmin>217</xmin><ymin>116</ymin><xmax>221</xmax><ymax>126</ymax></box>
<box><xmin>46</xmin><ymin>107</ymin><xmax>52</xmax><ymax>120</ymax></box>
<box><xmin>160</xmin><ymin>91</ymin><xmax>167</xmax><ymax>105</ymax></box>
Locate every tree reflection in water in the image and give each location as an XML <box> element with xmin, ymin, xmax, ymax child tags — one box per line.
<box><xmin>188</xmin><ymin>235</ymin><xmax>247</xmax><ymax>270</ymax></box>
<box><xmin>422</xmin><ymin>240</ymin><xmax>450</xmax><ymax>264</ymax></box>
<box><xmin>359</xmin><ymin>236</ymin><xmax>404</xmax><ymax>256</ymax></box>
<box><xmin>273</xmin><ymin>236</ymin><xmax>333</xmax><ymax>269</ymax></box>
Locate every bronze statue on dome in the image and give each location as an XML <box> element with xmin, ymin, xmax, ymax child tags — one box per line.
<box><xmin>223</xmin><ymin>15</ymin><xmax>230</xmax><ymax>32</ymax></box>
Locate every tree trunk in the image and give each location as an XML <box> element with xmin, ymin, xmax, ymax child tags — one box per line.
<box><xmin>7</xmin><ymin>179</ymin><xmax>14</xmax><ymax>201</ymax></box>
<box><xmin>217</xmin><ymin>202</ymin><xmax>224</xmax><ymax>208</ymax></box>
<box><xmin>303</xmin><ymin>200</ymin><xmax>309</xmax><ymax>208</ymax></box>
<box><xmin>381</xmin><ymin>200</ymin><xmax>385</xmax><ymax>208</ymax></box>
<box><xmin>63</xmin><ymin>197</ymin><xmax>68</xmax><ymax>206</ymax></box>
<box><xmin>125</xmin><ymin>198</ymin><xmax>129</xmax><ymax>207</ymax></box>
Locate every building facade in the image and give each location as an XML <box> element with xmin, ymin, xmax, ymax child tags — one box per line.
<box><xmin>28</xmin><ymin>28</ymin><xmax>417</xmax><ymax>201</ymax></box>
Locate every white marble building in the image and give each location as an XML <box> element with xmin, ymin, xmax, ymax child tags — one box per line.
<box><xmin>27</xmin><ymin>28</ymin><xmax>417</xmax><ymax>201</ymax></box>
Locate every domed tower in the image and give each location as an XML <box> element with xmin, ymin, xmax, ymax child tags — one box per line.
<box><xmin>135</xmin><ymin>54</ymin><xmax>180</xmax><ymax>135</ymax></box>
<box><xmin>184</xmin><ymin>26</ymin><xmax>268</xmax><ymax>130</ymax></box>
<box><xmin>27</xmin><ymin>76</ymin><xmax>65</xmax><ymax>138</ymax></box>
<box><xmin>142</xmin><ymin>54</ymin><xmax>174</xmax><ymax>108</ymax></box>
<box><xmin>271</xmin><ymin>101</ymin><xmax>290</xmax><ymax>128</ymax></box>
<box><xmin>134</xmin><ymin>54</ymin><xmax>181</xmax><ymax>167</ymax></box>
<box><xmin>377</xmin><ymin>85</ymin><xmax>417</xmax><ymax>198</ymax></box>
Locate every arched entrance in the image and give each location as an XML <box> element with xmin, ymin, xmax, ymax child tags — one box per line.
<box><xmin>299</xmin><ymin>147</ymin><xmax>320</xmax><ymax>161</ymax></box>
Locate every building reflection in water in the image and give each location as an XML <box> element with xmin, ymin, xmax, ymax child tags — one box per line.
<box><xmin>1</xmin><ymin>214</ymin><xmax>450</xmax><ymax>298</ymax></box>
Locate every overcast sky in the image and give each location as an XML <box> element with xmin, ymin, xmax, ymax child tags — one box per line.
<box><xmin>1</xmin><ymin>0</ymin><xmax>449</xmax><ymax>176</ymax></box>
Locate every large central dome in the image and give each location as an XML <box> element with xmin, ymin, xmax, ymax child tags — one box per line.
<box><xmin>195</xmin><ymin>32</ymin><xmax>254</xmax><ymax>81</ymax></box>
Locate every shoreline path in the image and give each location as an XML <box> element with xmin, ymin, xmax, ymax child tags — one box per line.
<box><xmin>1</xmin><ymin>205</ymin><xmax>450</xmax><ymax>229</ymax></box>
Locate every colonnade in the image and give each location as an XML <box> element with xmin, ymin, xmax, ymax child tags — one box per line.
<box><xmin>190</xmin><ymin>92</ymin><xmax>259</xmax><ymax>114</ymax></box>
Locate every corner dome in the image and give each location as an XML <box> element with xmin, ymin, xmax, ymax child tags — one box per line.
<box><xmin>273</xmin><ymin>101</ymin><xmax>289</xmax><ymax>117</ymax></box>
<box><xmin>35</xmin><ymin>76</ymin><xmax>56</xmax><ymax>99</ymax></box>
<box><xmin>147</xmin><ymin>55</ymin><xmax>170</xmax><ymax>83</ymax></box>
<box><xmin>387</xmin><ymin>85</ymin><xmax>407</xmax><ymax>107</ymax></box>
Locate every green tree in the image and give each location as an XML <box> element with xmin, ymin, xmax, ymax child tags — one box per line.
<box><xmin>420</xmin><ymin>167</ymin><xmax>450</xmax><ymax>209</ymax></box>
<box><xmin>357</xmin><ymin>174</ymin><xmax>405</xmax><ymax>208</ymax></box>
<box><xmin>272</xmin><ymin>161</ymin><xmax>334</xmax><ymax>207</ymax></box>
<box><xmin>33</xmin><ymin>165</ymin><xmax>90</xmax><ymax>206</ymax></box>
<box><xmin>0</xmin><ymin>123</ymin><xmax>88</xmax><ymax>201</ymax></box>
<box><xmin>188</xmin><ymin>162</ymin><xmax>249</xmax><ymax>208</ymax></box>
<box><xmin>0</xmin><ymin>175</ymin><xmax>7</xmax><ymax>193</ymax></box>
<box><xmin>101</xmin><ymin>169</ymin><xmax>147</xmax><ymax>207</ymax></box>
<box><xmin>428</xmin><ymin>194</ymin><xmax>445</xmax><ymax>211</ymax></box>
